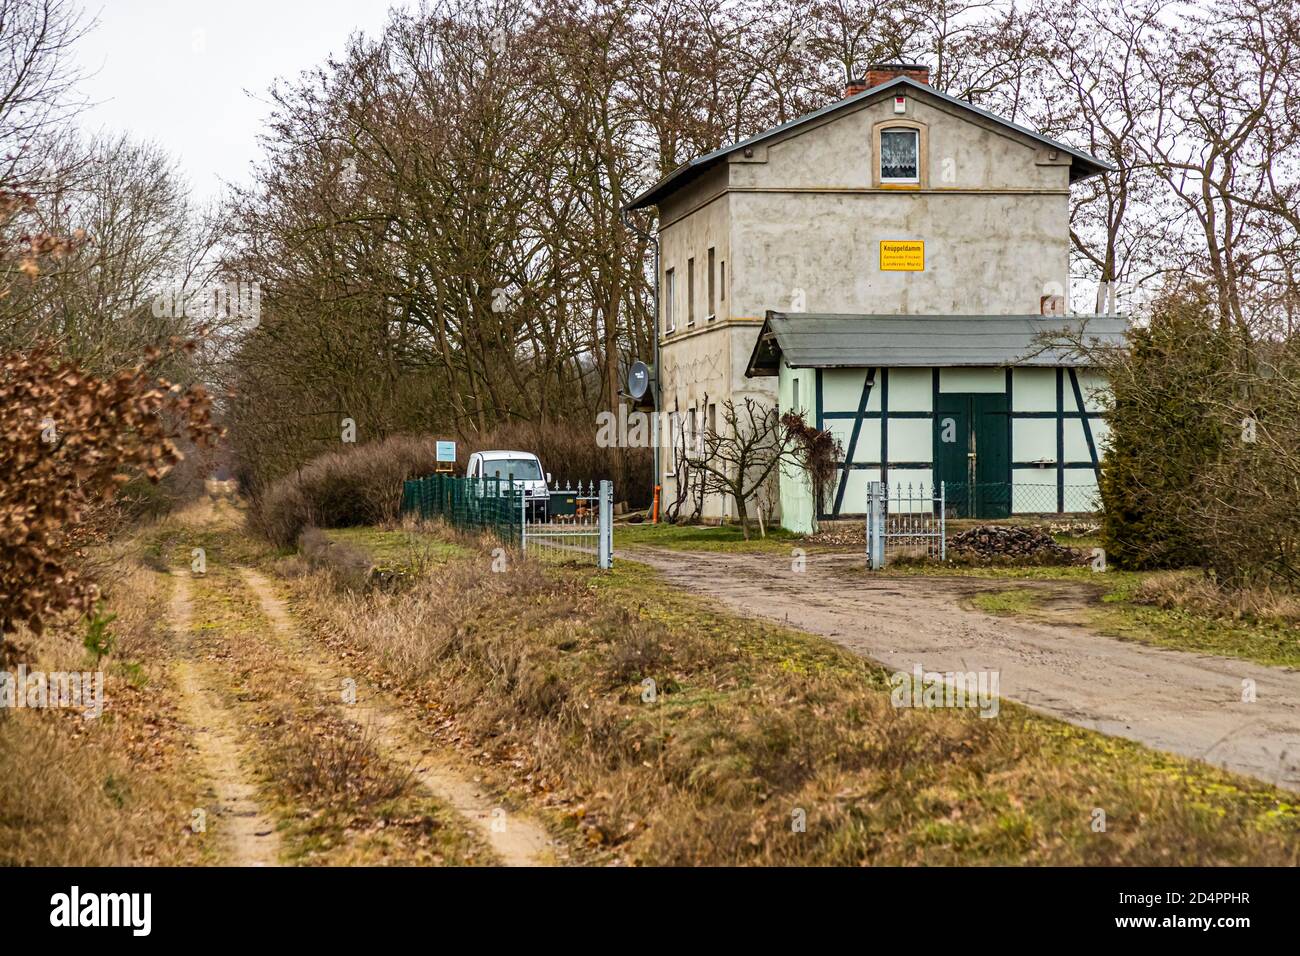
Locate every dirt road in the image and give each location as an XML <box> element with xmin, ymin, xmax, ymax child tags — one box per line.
<box><xmin>157</xmin><ymin>500</ymin><xmax>556</xmax><ymax>865</ymax></box>
<box><xmin>169</xmin><ymin>573</ymin><xmax>282</xmax><ymax>866</ymax></box>
<box><xmin>629</xmin><ymin>547</ymin><xmax>1300</xmax><ymax>791</ymax></box>
<box><xmin>239</xmin><ymin>569</ymin><xmax>555</xmax><ymax>866</ymax></box>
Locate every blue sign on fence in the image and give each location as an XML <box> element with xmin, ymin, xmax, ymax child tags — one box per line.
<box><xmin>436</xmin><ymin>440</ymin><xmax>456</xmax><ymax>462</ymax></box>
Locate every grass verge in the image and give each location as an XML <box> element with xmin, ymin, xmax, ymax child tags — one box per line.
<box><xmin>0</xmin><ymin>535</ymin><xmax>211</xmax><ymax>865</ymax></box>
<box><xmin>320</xmin><ymin>525</ymin><xmax>468</xmax><ymax>571</ymax></box>
<box><xmin>890</xmin><ymin>563</ymin><xmax>1300</xmax><ymax>670</ymax></box>
<box><xmin>616</xmin><ymin>521</ymin><xmax>801</xmax><ymax>553</ymax></box>
<box><xmin>283</xmin><ymin>525</ymin><xmax>1300</xmax><ymax>865</ymax></box>
<box><xmin>971</xmin><ymin>589</ymin><xmax>1044</xmax><ymax>616</ymax></box>
<box><xmin>1093</xmin><ymin>574</ymin><xmax>1300</xmax><ymax>669</ymax></box>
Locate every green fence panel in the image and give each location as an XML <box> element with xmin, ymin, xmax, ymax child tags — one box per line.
<box><xmin>401</xmin><ymin>472</ymin><xmax>523</xmax><ymax>547</ymax></box>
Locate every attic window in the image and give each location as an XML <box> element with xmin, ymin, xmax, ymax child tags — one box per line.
<box><xmin>880</xmin><ymin>128</ymin><xmax>919</xmax><ymax>183</ymax></box>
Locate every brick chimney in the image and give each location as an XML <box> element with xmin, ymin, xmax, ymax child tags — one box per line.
<box><xmin>844</xmin><ymin>77</ymin><xmax>869</xmax><ymax>97</ymax></box>
<box><xmin>864</xmin><ymin>62</ymin><xmax>930</xmax><ymax>87</ymax></box>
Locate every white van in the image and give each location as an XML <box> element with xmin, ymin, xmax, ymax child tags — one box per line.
<box><xmin>466</xmin><ymin>450</ymin><xmax>551</xmax><ymax>518</ymax></box>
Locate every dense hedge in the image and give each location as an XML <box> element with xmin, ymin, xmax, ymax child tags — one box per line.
<box><xmin>250</xmin><ymin>435</ymin><xmax>442</xmax><ymax>548</ymax></box>
<box><xmin>1099</xmin><ymin>294</ymin><xmax>1233</xmax><ymax>569</ymax></box>
<box><xmin>1100</xmin><ymin>292</ymin><xmax>1300</xmax><ymax>588</ymax></box>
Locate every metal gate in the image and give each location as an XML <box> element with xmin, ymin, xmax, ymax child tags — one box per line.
<box><xmin>866</xmin><ymin>481</ymin><xmax>946</xmax><ymax>569</ymax></box>
<box><xmin>522</xmin><ymin>479</ymin><xmax>614</xmax><ymax>569</ymax></box>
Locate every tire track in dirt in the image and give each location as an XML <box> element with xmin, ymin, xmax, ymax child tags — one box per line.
<box><xmin>169</xmin><ymin>573</ymin><xmax>282</xmax><ymax>866</ymax></box>
<box><xmin>238</xmin><ymin>568</ymin><xmax>555</xmax><ymax>866</ymax></box>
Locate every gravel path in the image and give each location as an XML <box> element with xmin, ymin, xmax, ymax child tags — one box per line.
<box><xmin>629</xmin><ymin>547</ymin><xmax>1300</xmax><ymax>791</ymax></box>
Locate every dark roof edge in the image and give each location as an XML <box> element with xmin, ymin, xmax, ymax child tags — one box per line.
<box><xmin>744</xmin><ymin>311</ymin><xmax>1127</xmax><ymax>377</ymax></box>
<box><xmin>626</xmin><ymin>76</ymin><xmax>1114</xmax><ymax>212</ymax></box>
<box><xmin>744</xmin><ymin>312</ymin><xmax>781</xmax><ymax>377</ymax></box>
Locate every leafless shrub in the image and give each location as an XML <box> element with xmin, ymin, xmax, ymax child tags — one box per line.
<box><xmin>251</xmin><ymin>435</ymin><xmax>442</xmax><ymax>548</ymax></box>
<box><xmin>690</xmin><ymin>398</ymin><xmax>796</xmax><ymax>539</ymax></box>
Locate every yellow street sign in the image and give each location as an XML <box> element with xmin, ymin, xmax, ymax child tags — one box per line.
<box><xmin>880</xmin><ymin>240</ymin><xmax>925</xmax><ymax>271</ymax></box>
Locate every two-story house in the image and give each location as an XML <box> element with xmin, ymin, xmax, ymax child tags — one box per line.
<box><xmin>625</xmin><ymin>64</ymin><xmax>1126</xmax><ymax>530</ymax></box>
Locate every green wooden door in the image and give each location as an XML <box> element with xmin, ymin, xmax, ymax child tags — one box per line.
<box><xmin>933</xmin><ymin>392</ymin><xmax>1010</xmax><ymax>517</ymax></box>
<box><xmin>972</xmin><ymin>393</ymin><xmax>1011</xmax><ymax>517</ymax></box>
<box><xmin>934</xmin><ymin>395</ymin><xmax>972</xmax><ymax>515</ymax></box>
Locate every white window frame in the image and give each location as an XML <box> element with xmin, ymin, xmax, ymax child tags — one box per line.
<box><xmin>687</xmin><ymin>257</ymin><xmax>696</xmax><ymax>327</ymax></box>
<box><xmin>879</xmin><ymin>127</ymin><xmax>920</xmax><ymax>185</ymax></box>
<box><xmin>706</xmin><ymin>246</ymin><xmax>716</xmax><ymax>319</ymax></box>
<box><xmin>666</xmin><ymin>411</ymin><xmax>680</xmax><ymax>475</ymax></box>
<box><xmin>664</xmin><ymin>268</ymin><xmax>676</xmax><ymax>333</ymax></box>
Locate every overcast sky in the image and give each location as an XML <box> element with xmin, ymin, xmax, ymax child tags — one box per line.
<box><xmin>71</xmin><ymin>0</ymin><xmax>406</xmax><ymax>204</ymax></box>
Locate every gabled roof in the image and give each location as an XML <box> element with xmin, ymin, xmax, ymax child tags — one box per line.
<box><xmin>745</xmin><ymin>312</ymin><xmax>1129</xmax><ymax>376</ymax></box>
<box><xmin>626</xmin><ymin>75</ymin><xmax>1112</xmax><ymax>211</ymax></box>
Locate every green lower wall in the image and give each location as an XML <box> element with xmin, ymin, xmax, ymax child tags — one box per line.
<box><xmin>775</xmin><ymin>362</ymin><xmax>1108</xmax><ymax>527</ymax></box>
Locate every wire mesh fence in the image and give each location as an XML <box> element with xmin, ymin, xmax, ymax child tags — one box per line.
<box><xmin>400</xmin><ymin>474</ymin><xmax>613</xmax><ymax>568</ymax></box>
<box><xmin>942</xmin><ymin>482</ymin><xmax>1101</xmax><ymax>516</ymax></box>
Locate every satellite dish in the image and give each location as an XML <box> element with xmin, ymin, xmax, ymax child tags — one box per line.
<box><xmin>627</xmin><ymin>360</ymin><xmax>651</xmax><ymax>401</ymax></box>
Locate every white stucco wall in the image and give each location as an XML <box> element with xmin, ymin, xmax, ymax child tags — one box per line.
<box><xmin>654</xmin><ymin>82</ymin><xmax>1084</xmax><ymax>520</ymax></box>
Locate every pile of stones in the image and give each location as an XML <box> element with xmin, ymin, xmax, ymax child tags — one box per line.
<box><xmin>947</xmin><ymin>525</ymin><xmax>1086</xmax><ymax>565</ymax></box>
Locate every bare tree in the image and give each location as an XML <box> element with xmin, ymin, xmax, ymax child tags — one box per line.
<box><xmin>1138</xmin><ymin>0</ymin><xmax>1300</xmax><ymax>333</ymax></box>
<box><xmin>0</xmin><ymin>0</ymin><xmax>90</xmax><ymax>194</ymax></box>
<box><xmin>2</xmin><ymin>134</ymin><xmax>212</xmax><ymax>371</ymax></box>
<box><xmin>690</xmin><ymin>397</ymin><xmax>793</xmax><ymax>539</ymax></box>
<box><xmin>1027</xmin><ymin>0</ymin><xmax>1175</xmax><ymax>314</ymax></box>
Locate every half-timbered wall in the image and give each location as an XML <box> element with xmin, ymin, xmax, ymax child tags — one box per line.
<box><xmin>777</xmin><ymin>361</ymin><xmax>1107</xmax><ymax>529</ymax></box>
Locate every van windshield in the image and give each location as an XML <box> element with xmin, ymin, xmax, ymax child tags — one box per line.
<box><xmin>483</xmin><ymin>458</ymin><xmax>541</xmax><ymax>482</ymax></box>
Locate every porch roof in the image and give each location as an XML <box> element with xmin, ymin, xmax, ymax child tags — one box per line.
<box><xmin>745</xmin><ymin>312</ymin><xmax>1128</xmax><ymax>376</ymax></box>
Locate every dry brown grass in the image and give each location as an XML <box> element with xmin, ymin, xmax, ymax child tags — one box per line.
<box><xmin>297</xmin><ymin>527</ymin><xmax>375</xmax><ymax>589</ymax></box>
<box><xmin>1131</xmin><ymin>570</ymin><xmax>1300</xmax><ymax>624</ymax></box>
<box><xmin>0</xmin><ymin>546</ymin><xmax>210</xmax><ymax>866</ymax></box>
<box><xmin>268</xmin><ymin>709</ymin><xmax>415</xmax><ymax>808</ymax></box>
<box><xmin>0</xmin><ymin>714</ymin><xmax>204</xmax><ymax>866</ymax></box>
<box><xmin>282</xmin><ymin>537</ymin><xmax>1300</xmax><ymax>865</ymax></box>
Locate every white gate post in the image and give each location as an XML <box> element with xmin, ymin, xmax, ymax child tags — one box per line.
<box><xmin>867</xmin><ymin>480</ymin><xmax>885</xmax><ymax>570</ymax></box>
<box><xmin>519</xmin><ymin>479</ymin><xmax>527</xmax><ymax>553</ymax></box>
<box><xmin>598</xmin><ymin>480</ymin><xmax>613</xmax><ymax>570</ymax></box>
